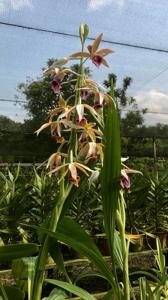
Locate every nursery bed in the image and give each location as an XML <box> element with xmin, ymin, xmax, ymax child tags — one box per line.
<box><xmin>1</xmin><ymin>248</ymin><xmax>168</xmax><ymax>287</ymax></box>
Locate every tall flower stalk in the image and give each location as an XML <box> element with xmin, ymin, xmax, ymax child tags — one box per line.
<box><xmin>31</xmin><ymin>24</ymin><xmax>114</xmax><ymax>300</ymax></box>
<box><xmin>30</xmin><ymin>24</ymin><xmax>142</xmax><ymax>300</ymax></box>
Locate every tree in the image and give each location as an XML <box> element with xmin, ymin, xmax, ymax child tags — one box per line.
<box><xmin>103</xmin><ymin>73</ymin><xmax>146</xmax><ymax>135</ymax></box>
<box><xmin>0</xmin><ymin>115</ymin><xmax>22</xmax><ymax>132</ymax></box>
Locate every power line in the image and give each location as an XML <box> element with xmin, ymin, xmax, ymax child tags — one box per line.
<box><xmin>123</xmin><ymin>109</ymin><xmax>168</xmax><ymax>115</ymax></box>
<box><xmin>136</xmin><ymin>64</ymin><xmax>168</xmax><ymax>91</ymax></box>
<box><xmin>1</xmin><ymin>129</ymin><xmax>168</xmax><ymax>139</ymax></box>
<box><xmin>0</xmin><ymin>98</ymin><xmax>168</xmax><ymax>115</ymax></box>
<box><xmin>1</xmin><ymin>21</ymin><xmax>168</xmax><ymax>54</ymax></box>
<box><xmin>0</xmin><ymin>98</ymin><xmax>26</xmax><ymax>103</ymax></box>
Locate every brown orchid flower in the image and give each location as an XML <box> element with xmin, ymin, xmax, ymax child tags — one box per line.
<box><xmin>47</xmin><ymin>152</ymin><xmax>67</xmax><ymax>171</ymax></box>
<box><xmin>79</xmin><ymin>142</ymin><xmax>104</xmax><ymax>164</ymax></box>
<box><xmin>70</xmin><ymin>33</ymin><xmax>113</xmax><ymax>68</ymax></box>
<box><xmin>49</xmin><ymin>161</ymin><xmax>93</xmax><ymax>187</ymax></box>
<box><xmin>58</xmin><ymin>103</ymin><xmax>98</xmax><ymax>123</ymax></box>
<box><xmin>121</xmin><ymin>160</ymin><xmax>142</xmax><ymax>191</ymax></box>
<box><xmin>49</xmin><ymin>97</ymin><xmax>71</xmax><ymax>121</ymax></box>
<box><xmin>35</xmin><ymin>119</ymin><xmax>80</xmax><ymax>144</ymax></box>
<box><xmin>79</xmin><ymin>120</ymin><xmax>103</xmax><ymax>142</ymax></box>
<box><xmin>94</xmin><ymin>92</ymin><xmax>112</xmax><ymax>109</ymax></box>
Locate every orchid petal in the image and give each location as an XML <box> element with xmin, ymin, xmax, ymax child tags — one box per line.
<box><xmin>35</xmin><ymin>122</ymin><xmax>51</xmax><ymax>135</ymax></box>
<box><xmin>101</xmin><ymin>58</ymin><xmax>110</xmax><ymax>68</ymax></box>
<box><xmin>70</xmin><ymin>52</ymin><xmax>90</xmax><ymax>58</ymax></box>
<box><xmin>76</xmin><ymin>104</ymin><xmax>84</xmax><ymax>122</ymax></box>
<box><xmin>95</xmin><ymin>49</ymin><xmax>114</xmax><ymax>56</ymax></box>
<box><xmin>84</xmin><ymin>104</ymin><xmax>98</xmax><ymax>116</ymax></box>
<box><xmin>69</xmin><ymin>163</ymin><xmax>77</xmax><ymax>181</ymax></box>
<box><xmin>86</xmin><ymin>142</ymin><xmax>97</xmax><ymax>158</ymax></box>
<box><xmin>91</xmin><ymin>33</ymin><xmax>103</xmax><ymax>57</ymax></box>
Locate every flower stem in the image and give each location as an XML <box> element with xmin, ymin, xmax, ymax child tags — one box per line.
<box><xmin>32</xmin><ymin>183</ymin><xmax>72</xmax><ymax>300</ymax></box>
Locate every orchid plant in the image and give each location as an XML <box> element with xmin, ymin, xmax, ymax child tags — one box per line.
<box><xmin>32</xmin><ymin>24</ymin><xmax>141</xmax><ymax>300</ymax></box>
<box><xmin>0</xmin><ymin>24</ymin><xmax>142</xmax><ymax>300</ymax></box>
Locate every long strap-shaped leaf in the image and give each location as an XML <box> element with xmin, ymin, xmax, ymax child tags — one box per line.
<box><xmin>25</xmin><ymin>218</ymin><xmax>120</xmax><ymax>296</ymax></box>
<box><xmin>101</xmin><ymin>83</ymin><xmax>121</xmax><ymax>286</ymax></box>
<box><xmin>45</xmin><ymin>279</ymin><xmax>96</xmax><ymax>300</ymax></box>
<box><xmin>0</xmin><ymin>243</ymin><xmax>39</xmax><ymax>263</ymax></box>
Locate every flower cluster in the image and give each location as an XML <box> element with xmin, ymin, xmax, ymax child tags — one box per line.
<box><xmin>36</xmin><ymin>29</ymin><xmax>114</xmax><ymax>186</ymax></box>
<box><xmin>36</xmin><ymin>25</ymin><xmax>139</xmax><ymax>189</ymax></box>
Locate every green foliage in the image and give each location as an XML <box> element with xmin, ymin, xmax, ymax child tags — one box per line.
<box><xmin>42</xmin><ymin>288</ymin><xmax>67</xmax><ymax>300</ymax></box>
<box><xmin>0</xmin><ymin>165</ymin><xmax>30</xmax><ymax>243</ymax></box>
<box><xmin>28</xmin><ymin>169</ymin><xmax>58</xmax><ymax>225</ymax></box>
<box><xmin>0</xmin><ymin>116</ymin><xmax>21</xmax><ymax>132</ymax></box>
<box><xmin>0</xmin><ymin>284</ymin><xmax>24</xmax><ymax>300</ymax></box>
<box><xmin>0</xmin><ymin>244</ymin><xmax>38</xmax><ymax>263</ymax></box>
<box><xmin>44</xmin><ymin>279</ymin><xmax>96</xmax><ymax>300</ymax></box>
<box><xmin>125</xmin><ymin>170</ymin><xmax>168</xmax><ymax>231</ymax></box>
<box><xmin>12</xmin><ymin>257</ymin><xmax>37</xmax><ymax>300</ymax></box>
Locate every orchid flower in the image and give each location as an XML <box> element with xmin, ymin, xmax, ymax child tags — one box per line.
<box><xmin>43</xmin><ymin>59</ymin><xmax>69</xmax><ymax>77</ymax></box>
<box><xmin>49</xmin><ymin>98</ymin><xmax>71</xmax><ymax>121</ymax></box>
<box><xmin>49</xmin><ymin>161</ymin><xmax>93</xmax><ymax>187</ymax></box>
<box><xmin>121</xmin><ymin>165</ymin><xmax>142</xmax><ymax>191</ymax></box>
<box><xmin>79</xmin><ymin>121</ymin><xmax>103</xmax><ymax>142</ymax></box>
<box><xmin>120</xmin><ymin>170</ymin><xmax>131</xmax><ymax>191</ymax></box>
<box><xmin>35</xmin><ymin>119</ymin><xmax>80</xmax><ymax>144</ymax></box>
<box><xmin>58</xmin><ymin>103</ymin><xmax>98</xmax><ymax>123</ymax></box>
<box><xmin>79</xmin><ymin>142</ymin><xmax>104</xmax><ymax>164</ymax></box>
<box><xmin>47</xmin><ymin>152</ymin><xmax>67</xmax><ymax>171</ymax></box>
<box><xmin>94</xmin><ymin>92</ymin><xmax>112</xmax><ymax>109</ymax></box>
<box><xmin>70</xmin><ymin>33</ymin><xmax>113</xmax><ymax>68</ymax></box>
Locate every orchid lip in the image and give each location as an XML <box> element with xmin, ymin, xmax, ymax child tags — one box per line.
<box><xmin>94</xmin><ymin>103</ymin><xmax>103</xmax><ymax>109</ymax></box>
<box><xmin>52</xmin><ymin>79</ymin><xmax>61</xmax><ymax>93</ymax></box>
<box><xmin>92</xmin><ymin>55</ymin><xmax>103</xmax><ymax>68</ymax></box>
<box><xmin>81</xmin><ymin>90</ymin><xmax>89</xmax><ymax>100</ymax></box>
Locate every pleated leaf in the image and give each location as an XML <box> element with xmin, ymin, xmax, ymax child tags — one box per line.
<box><xmin>101</xmin><ymin>83</ymin><xmax>121</xmax><ymax>257</ymax></box>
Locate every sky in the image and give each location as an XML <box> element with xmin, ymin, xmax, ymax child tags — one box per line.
<box><xmin>0</xmin><ymin>0</ymin><xmax>168</xmax><ymax>125</ymax></box>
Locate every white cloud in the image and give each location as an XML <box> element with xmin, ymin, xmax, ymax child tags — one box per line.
<box><xmin>87</xmin><ymin>0</ymin><xmax>124</xmax><ymax>11</ymax></box>
<box><xmin>0</xmin><ymin>0</ymin><xmax>33</xmax><ymax>14</ymax></box>
<box><xmin>135</xmin><ymin>90</ymin><xmax>168</xmax><ymax>125</ymax></box>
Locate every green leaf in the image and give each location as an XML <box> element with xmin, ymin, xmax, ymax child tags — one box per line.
<box><xmin>101</xmin><ymin>289</ymin><xmax>114</xmax><ymax>299</ymax></box>
<box><xmin>0</xmin><ymin>285</ymin><xmax>24</xmax><ymax>300</ymax></box>
<box><xmin>155</xmin><ymin>238</ymin><xmax>166</xmax><ymax>274</ymax></box>
<box><xmin>22</xmin><ymin>218</ymin><xmax>118</xmax><ymax>292</ymax></box>
<box><xmin>12</xmin><ymin>257</ymin><xmax>37</xmax><ymax>300</ymax></box>
<box><xmin>139</xmin><ymin>277</ymin><xmax>147</xmax><ymax>300</ymax></box>
<box><xmin>42</xmin><ymin>288</ymin><xmax>67</xmax><ymax>300</ymax></box>
<box><xmin>0</xmin><ymin>283</ymin><xmax>8</xmax><ymax>300</ymax></box>
<box><xmin>49</xmin><ymin>240</ymin><xmax>70</xmax><ymax>283</ymax></box>
<box><xmin>0</xmin><ymin>243</ymin><xmax>39</xmax><ymax>263</ymax></box>
<box><xmin>45</xmin><ymin>279</ymin><xmax>96</xmax><ymax>300</ymax></box>
<box><xmin>101</xmin><ymin>83</ymin><xmax>121</xmax><ymax>262</ymax></box>
<box><xmin>75</xmin><ymin>272</ymin><xmax>107</xmax><ymax>284</ymax></box>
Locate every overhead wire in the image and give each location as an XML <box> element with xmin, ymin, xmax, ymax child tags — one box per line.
<box><xmin>0</xmin><ymin>21</ymin><xmax>168</xmax><ymax>121</ymax></box>
<box><xmin>1</xmin><ymin>21</ymin><xmax>168</xmax><ymax>53</ymax></box>
<box><xmin>0</xmin><ymin>98</ymin><xmax>168</xmax><ymax>115</ymax></box>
